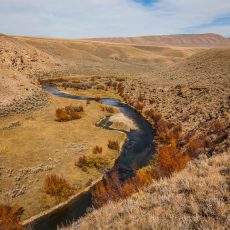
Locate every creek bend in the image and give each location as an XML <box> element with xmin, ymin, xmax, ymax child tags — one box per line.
<box><xmin>26</xmin><ymin>83</ymin><xmax>155</xmax><ymax>230</ymax></box>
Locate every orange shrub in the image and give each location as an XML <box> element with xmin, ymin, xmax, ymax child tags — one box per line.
<box><xmin>135</xmin><ymin>167</ymin><xmax>153</xmax><ymax>187</ymax></box>
<box><xmin>56</xmin><ymin>107</ymin><xmax>69</xmax><ymax>121</ymax></box>
<box><xmin>93</xmin><ymin>146</ymin><xmax>103</xmax><ymax>154</ymax></box>
<box><xmin>92</xmin><ymin>168</ymin><xmax>153</xmax><ymax>208</ymax></box>
<box><xmin>144</xmin><ymin>109</ymin><xmax>162</xmax><ymax>122</ymax></box>
<box><xmin>44</xmin><ymin>174</ymin><xmax>73</xmax><ymax>199</ymax></box>
<box><xmin>0</xmin><ymin>204</ymin><xmax>24</xmax><ymax>230</ymax></box>
<box><xmin>100</xmin><ymin>105</ymin><xmax>117</xmax><ymax>113</ymax></box>
<box><xmin>156</xmin><ymin>144</ymin><xmax>190</xmax><ymax>177</ymax></box>
<box><xmin>108</xmin><ymin>140</ymin><xmax>120</xmax><ymax>151</ymax></box>
<box><xmin>56</xmin><ymin>104</ymin><xmax>83</xmax><ymax>121</ymax></box>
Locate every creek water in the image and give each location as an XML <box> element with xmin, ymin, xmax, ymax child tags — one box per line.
<box><xmin>27</xmin><ymin>83</ymin><xmax>155</xmax><ymax>230</ymax></box>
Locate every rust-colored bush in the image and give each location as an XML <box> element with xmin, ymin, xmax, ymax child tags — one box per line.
<box><xmin>56</xmin><ymin>104</ymin><xmax>83</xmax><ymax>121</ymax></box>
<box><xmin>92</xmin><ymin>168</ymin><xmax>153</xmax><ymax>208</ymax></box>
<box><xmin>100</xmin><ymin>105</ymin><xmax>117</xmax><ymax>113</ymax></box>
<box><xmin>44</xmin><ymin>174</ymin><xmax>73</xmax><ymax>199</ymax></box>
<box><xmin>135</xmin><ymin>166</ymin><xmax>153</xmax><ymax>187</ymax></box>
<box><xmin>144</xmin><ymin>109</ymin><xmax>162</xmax><ymax>122</ymax></box>
<box><xmin>156</xmin><ymin>143</ymin><xmax>190</xmax><ymax>177</ymax></box>
<box><xmin>56</xmin><ymin>107</ymin><xmax>69</xmax><ymax>121</ymax></box>
<box><xmin>0</xmin><ymin>204</ymin><xmax>24</xmax><ymax>230</ymax></box>
<box><xmin>108</xmin><ymin>140</ymin><xmax>120</xmax><ymax>151</ymax></box>
<box><xmin>76</xmin><ymin>155</ymin><xmax>87</xmax><ymax>168</ymax></box>
<box><xmin>86</xmin><ymin>100</ymin><xmax>90</xmax><ymax>105</ymax></box>
<box><xmin>93</xmin><ymin>146</ymin><xmax>103</xmax><ymax>154</ymax></box>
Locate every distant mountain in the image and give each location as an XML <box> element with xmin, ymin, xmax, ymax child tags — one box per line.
<box><xmin>89</xmin><ymin>33</ymin><xmax>230</xmax><ymax>47</ymax></box>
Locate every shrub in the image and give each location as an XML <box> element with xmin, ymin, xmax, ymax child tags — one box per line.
<box><xmin>44</xmin><ymin>174</ymin><xmax>73</xmax><ymax>199</ymax></box>
<box><xmin>56</xmin><ymin>104</ymin><xmax>83</xmax><ymax>121</ymax></box>
<box><xmin>86</xmin><ymin>100</ymin><xmax>90</xmax><ymax>105</ymax></box>
<box><xmin>134</xmin><ymin>166</ymin><xmax>153</xmax><ymax>187</ymax></box>
<box><xmin>100</xmin><ymin>105</ymin><xmax>118</xmax><ymax>113</ymax></box>
<box><xmin>138</xmin><ymin>95</ymin><xmax>144</xmax><ymax>102</ymax></box>
<box><xmin>92</xmin><ymin>168</ymin><xmax>153</xmax><ymax>208</ymax></box>
<box><xmin>149</xmin><ymin>98</ymin><xmax>155</xmax><ymax>104</ymax></box>
<box><xmin>186</xmin><ymin>135</ymin><xmax>209</xmax><ymax>158</ymax></box>
<box><xmin>56</xmin><ymin>107</ymin><xmax>69</xmax><ymax>121</ymax></box>
<box><xmin>0</xmin><ymin>204</ymin><xmax>24</xmax><ymax>230</ymax></box>
<box><xmin>76</xmin><ymin>155</ymin><xmax>87</xmax><ymax>168</ymax></box>
<box><xmin>133</xmin><ymin>100</ymin><xmax>144</xmax><ymax>112</ymax></box>
<box><xmin>108</xmin><ymin>140</ymin><xmax>120</xmax><ymax>151</ymax></box>
<box><xmin>95</xmin><ymin>97</ymin><xmax>101</xmax><ymax>103</ymax></box>
<box><xmin>84</xmin><ymin>155</ymin><xmax>109</xmax><ymax>170</ymax></box>
<box><xmin>76</xmin><ymin>155</ymin><xmax>109</xmax><ymax>170</ymax></box>
<box><xmin>155</xmin><ymin>143</ymin><xmax>190</xmax><ymax>177</ymax></box>
<box><xmin>144</xmin><ymin>109</ymin><xmax>162</xmax><ymax>122</ymax></box>
<box><xmin>209</xmin><ymin>120</ymin><xmax>226</xmax><ymax>135</ymax></box>
<box><xmin>93</xmin><ymin>146</ymin><xmax>103</xmax><ymax>154</ymax></box>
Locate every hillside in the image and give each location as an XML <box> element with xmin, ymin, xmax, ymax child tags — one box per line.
<box><xmin>0</xmin><ymin>34</ymin><xmax>200</xmax><ymax>117</ymax></box>
<box><xmin>74</xmin><ymin>152</ymin><xmax>230</xmax><ymax>230</ymax></box>
<box><xmin>89</xmin><ymin>33</ymin><xmax>230</xmax><ymax>47</ymax></box>
<box><xmin>63</xmin><ymin>47</ymin><xmax>230</xmax><ymax>230</ymax></box>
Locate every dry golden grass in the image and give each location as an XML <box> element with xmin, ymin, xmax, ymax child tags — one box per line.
<box><xmin>65</xmin><ymin>152</ymin><xmax>230</xmax><ymax>230</ymax></box>
<box><xmin>0</xmin><ymin>95</ymin><xmax>125</xmax><ymax>220</ymax></box>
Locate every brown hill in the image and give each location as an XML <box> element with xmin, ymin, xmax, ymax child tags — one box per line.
<box><xmin>89</xmin><ymin>33</ymin><xmax>230</xmax><ymax>47</ymax></box>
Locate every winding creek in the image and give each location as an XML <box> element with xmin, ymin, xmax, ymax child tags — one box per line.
<box><xmin>26</xmin><ymin>83</ymin><xmax>155</xmax><ymax>230</ymax></box>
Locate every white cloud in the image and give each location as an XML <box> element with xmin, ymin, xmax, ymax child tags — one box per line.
<box><xmin>0</xmin><ymin>0</ymin><xmax>229</xmax><ymax>38</ymax></box>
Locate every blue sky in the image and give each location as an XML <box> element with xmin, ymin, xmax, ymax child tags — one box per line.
<box><xmin>0</xmin><ymin>0</ymin><xmax>230</xmax><ymax>38</ymax></box>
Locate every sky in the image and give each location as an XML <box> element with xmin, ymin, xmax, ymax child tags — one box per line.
<box><xmin>0</xmin><ymin>0</ymin><xmax>230</xmax><ymax>38</ymax></box>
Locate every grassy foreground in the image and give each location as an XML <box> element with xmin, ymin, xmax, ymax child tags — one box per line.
<box><xmin>64</xmin><ymin>151</ymin><xmax>230</xmax><ymax>230</ymax></box>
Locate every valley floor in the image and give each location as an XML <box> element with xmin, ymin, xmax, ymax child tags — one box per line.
<box><xmin>0</xmin><ymin>90</ymin><xmax>125</xmax><ymax>220</ymax></box>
